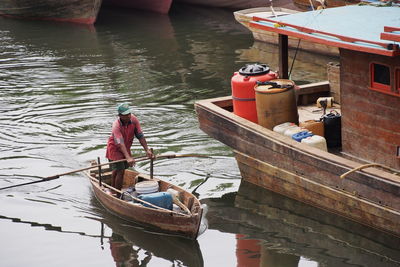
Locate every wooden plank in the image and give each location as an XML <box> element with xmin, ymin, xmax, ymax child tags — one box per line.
<box><xmin>381</xmin><ymin>32</ymin><xmax>400</xmax><ymax>43</ymax></box>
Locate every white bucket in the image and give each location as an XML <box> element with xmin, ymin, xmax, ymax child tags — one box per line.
<box><xmin>301</xmin><ymin>135</ymin><xmax>328</xmax><ymax>151</ymax></box>
<box><xmin>135</xmin><ymin>180</ymin><xmax>159</xmax><ymax>195</ymax></box>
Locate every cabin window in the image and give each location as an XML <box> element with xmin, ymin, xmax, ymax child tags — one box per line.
<box><xmin>370</xmin><ymin>63</ymin><xmax>391</xmax><ymax>93</ymax></box>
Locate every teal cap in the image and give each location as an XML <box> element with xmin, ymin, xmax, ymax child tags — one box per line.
<box><xmin>117</xmin><ymin>103</ymin><xmax>132</xmax><ymax>115</ymax></box>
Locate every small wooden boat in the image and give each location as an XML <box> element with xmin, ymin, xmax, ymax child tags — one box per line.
<box><xmin>85</xmin><ymin>160</ymin><xmax>203</xmax><ymax>239</ymax></box>
<box><xmin>234</xmin><ymin>7</ymin><xmax>339</xmax><ymax>56</ymax></box>
<box><xmin>0</xmin><ymin>0</ymin><xmax>102</xmax><ymax>24</ymax></box>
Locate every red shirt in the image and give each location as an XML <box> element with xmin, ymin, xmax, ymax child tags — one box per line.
<box><xmin>106</xmin><ymin>114</ymin><xmax>144</xmax><ymax>160</ymax></box>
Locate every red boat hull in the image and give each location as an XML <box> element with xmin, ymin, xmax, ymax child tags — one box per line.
<box><xmin>0</xmin><ymin>0</ymin><xmax>102</xmax><ymax>24</ymax></box>
<box><xmin>103</xmin><ymin>0</ymin><xmax>173</xmax><ymax>14</ymax></box>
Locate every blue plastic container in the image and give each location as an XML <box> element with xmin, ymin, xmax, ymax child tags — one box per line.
<box><xmin>292</xmin><ymin>131</ymin><xmax>313</xmax><ymax>142</ymax></box>
<box><xmin>138</xmin><ymin>192</ymin><xmax>173</xmax><ymax>210</ymax></box>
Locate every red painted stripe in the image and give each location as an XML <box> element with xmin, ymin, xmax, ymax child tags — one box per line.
<box><xmin>384</xmin><ymin>26</ymin><xmax>400</xmax><ymax>33</ymax></box>
<box><xmin>253</xmin><ymin>16</ymin><xmax>391</xmax><ymax>49</ymax></box>
<box><xmin>249</xmin><ymin>20</ymin><xmax>400</xmax><ymax>57</ymax></box>
<box><xmin>381</xmin><ymin>32</ymin><xmax>400</xmax><ymax>42</ymax></box>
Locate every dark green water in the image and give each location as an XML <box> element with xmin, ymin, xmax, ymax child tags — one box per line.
<box><xmin>0</xmin><ymin>4</ymin><xmax>399</xmax><ymax>267</ymax></box>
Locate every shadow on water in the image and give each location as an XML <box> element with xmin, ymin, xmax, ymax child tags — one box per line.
<box><xmin>89</xmin><ymin>194</ymin><xmax>204</xmax><ymax>267</ymax></box>
<box><xmin>202</xmin><ymin>181</ymin><xmax>400</xmax><ymax>267</ymax></box>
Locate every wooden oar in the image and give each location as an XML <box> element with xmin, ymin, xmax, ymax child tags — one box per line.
<box><xmin>0</xmin><ymin>153</ymin><xmax>209</xmax><ymax>191</ymax></box>
<box><xmin>0</xmin><ymin>159</ymin><xmax>130</xmax><ymax>191</ymax></box>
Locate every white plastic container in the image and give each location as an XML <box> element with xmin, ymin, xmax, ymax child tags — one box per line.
<box><xmin>301</xmin><ymin>135</ymin><xmax>328</xmax><ymax>151</ymax></box>
<box><xmin>284</xmin><ymin>126</ymin><xmax>305</xmax><ymax>138</ymax></box>
<box><xmin>273</xmin><ymin>122</ymin><xmax>297</xmax><ymax>134</ymax></box>
<box><xmin>135</xmin><ymin>180</ymin><xmax>159</xmax><ymax>195</ymax></box>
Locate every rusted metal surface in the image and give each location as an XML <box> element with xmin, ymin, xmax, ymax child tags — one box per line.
<box><xmin>85</xmin><ymin>167</ymin><xmax>202</xmax><ymax>239</ymax></box>
<box><xmin>194</xmin><ymin>95</ymin><xmax>400</xmax><ymax>237</ymax></box>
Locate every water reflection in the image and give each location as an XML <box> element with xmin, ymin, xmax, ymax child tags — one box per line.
<box><xmin>92</xmin><ymin>195</ymin><xmax>204</xmax><ymax>267</ymax></box>
<box><xmin>109</xmin><ymin>233</ymin><xmax>152</xmax><ymax>267</ymax></box>
<box><xmin>203</xmin><ymin>181</ymin><xmax>400</xmax><ymax>266</ymax></box>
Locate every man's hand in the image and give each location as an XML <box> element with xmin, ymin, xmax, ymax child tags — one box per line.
<box><xmin>146</xmin><ymin>149</ymin><xmax>154</xmax><ymax>159</ymax></box>
<box><xmin>126</xmin><ymin>156</ymin><xmax>136</xmax><ymax>167</ymax></box>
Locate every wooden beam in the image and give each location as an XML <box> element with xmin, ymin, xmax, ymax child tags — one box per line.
<box><xmin>279</xmin><ymin>34</ymin><xmax>289</xmax><ymax>79</ymax></box>
<box><xmin>381</xmin><ymin>32</ymin><xmax>400</xmax><ymax>43</ymax></box>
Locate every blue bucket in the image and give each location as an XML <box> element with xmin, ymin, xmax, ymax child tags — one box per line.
<box><xmin>138</xmin><ymin>192</ymin><xmax>173</xmax><ymax>210</ymax></box>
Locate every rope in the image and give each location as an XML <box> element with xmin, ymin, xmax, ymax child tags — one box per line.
<box><xmin>340</xmin><ymin>163</ymin><xmax>400</xmax><ymax>179</ymax></box>
<box><xmin>288</xmin><ymin>39</ymin><xmax>301</xmax><ymax>79</ymax></box>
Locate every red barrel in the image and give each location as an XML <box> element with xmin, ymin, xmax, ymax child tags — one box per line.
<box><xmin>231</xmin><ymin>63</ymin><xmax>277</xmax><ymax>123</ymax></box>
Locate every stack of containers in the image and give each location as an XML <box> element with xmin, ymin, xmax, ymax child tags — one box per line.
<box><xmin>273</xmin><ymin>122</ymin><xmax>328</xmax><ymax>151</ymax></box>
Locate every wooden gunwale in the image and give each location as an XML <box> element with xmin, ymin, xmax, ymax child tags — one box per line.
<box><xmin>195</xmin><ymin>94</ymin><xmax>400</xmax><ymax>236</ymax></box>
<box><xmin>85</xmin><ymin>168</ymin><xmax>202</xmax><ymax>239</ymax></box>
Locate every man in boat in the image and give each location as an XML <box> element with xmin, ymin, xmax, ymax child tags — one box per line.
<box><xmin>106</xmin><ymin>103</ymin><xmax>153</xmax><ymax>196</ymax></box>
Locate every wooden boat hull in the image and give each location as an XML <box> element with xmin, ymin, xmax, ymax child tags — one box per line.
<box><xmin>86</xmin><ymin>167</ymin><xmax>203</xmax><ymax>239</ymax></box>
<box><xmin>102</xmin><ymin>0</ymin><xmax>173</xmax><ymax>14</ymax></box>
<box><xmin>195</xmin><ymin>95</ymin><xmax>400</xmax><ymax>237</ymax></box>
<box><xmin>0</xmin><ymin>0</ymin><xmax>102</xmax><ymax>24</ymax></box>
<box><xmin>234</xmin><ymin>7</ymin><xmax>338</xmax><ymax>56</ymax></box>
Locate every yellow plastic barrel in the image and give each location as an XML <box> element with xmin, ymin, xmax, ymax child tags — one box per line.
<box><xmin>255</xmin><ymin>79</ymin><xmax>299</xmax><ymax>130</ymax></box>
